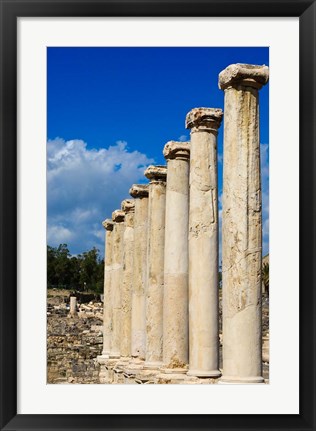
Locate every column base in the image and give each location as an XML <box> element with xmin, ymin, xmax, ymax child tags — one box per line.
<box><xmin>160</xmin><ymin>366</ymin><xmax>188</xmax><ymax>375</ymax></box>
<box><xmin>129</xmin><ymin>359</ymin><xmax>145</xmax><ymax>369</ymax></box>
<box><xmin>219</xmin><ymin>375</ymin><xmax>265</xmax><ymax>384</ymax></box>
<box><xmin>187</xmin><ymin>369</ymin><xmax>221</xmax><ymax>378</ymax></box>
<box><xmin>97</xmin><ymin>354</ymin><xmax>109</xmax><ymax>364</ymax></box>
<box><xmin>123</xmin><ymin>358</ymin><xmax>144</xmax><ymax>374</ymax></box>
<box><xmin>97</xmin><ymin>357</ymin><xmax>118</xmax><ymax>384</ymax></box>
<box><xmin>130</xmin><ymin>356</ymin><xmax>145</xmax><ymax>364</ymax></box>
<box><xmin>109</xmin><ymin>352</ymin><xmax>120</xmax><ymax>359</ymax></box>
<box><xmin>115</xmin><ymin>356</ymin><xmax>131</xmax><ymax>366</ymax></box>
<box><xmin>143</xmin><ymin>361</ymin><xmax>163</xmax><ymax>370</ymax></box>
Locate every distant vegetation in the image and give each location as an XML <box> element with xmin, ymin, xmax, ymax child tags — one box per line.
<box><xmin>262</xmin><ymin>262</ymin><xmax>269</xmax><ymax>295</ymax></box>
<box><xmin>47</xmin><ymin>244</ymin><xmax>104</xmax><ymax>293</ymax></box>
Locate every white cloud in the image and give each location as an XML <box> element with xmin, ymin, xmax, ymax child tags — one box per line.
<box><xmin>47</xmin><ymin>138</ymin><xmax>269</xmax><ymax>258</ymax></box>
<box><xmin>47</xmin><ymin>138</ymin><xmax>154</xmax><ymax>255</ymax></box>
<box><xmin>47</xmin><ymin>225</ymin><xmax>74</xmax><ymax>244</ymax></box>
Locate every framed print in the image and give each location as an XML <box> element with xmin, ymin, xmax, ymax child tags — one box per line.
<box><xmin>0</xmin><ymin>0</ymin><xmax>315</xmax><ymax>430</ymax></box>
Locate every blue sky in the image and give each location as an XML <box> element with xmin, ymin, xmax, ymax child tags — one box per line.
<box><xmin>47</xmin><ymin>47</ymin><xmax>269</xmax><ymax>258</ymax></box>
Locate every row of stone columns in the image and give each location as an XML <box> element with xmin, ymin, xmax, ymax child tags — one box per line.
<box><xmin>98</xmin><ymin>63</ymin><xmax>269</xmax><ymax>384</ymax></box>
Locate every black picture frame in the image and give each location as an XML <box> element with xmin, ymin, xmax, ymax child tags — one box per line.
<box><xmin>0</xmin><ymin>1</ymin><xmax>315</xmax><ymax>430</ymax></box>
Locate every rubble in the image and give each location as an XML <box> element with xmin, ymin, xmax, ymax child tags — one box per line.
<box><xmin>47</xmin><ymin>291</ymin><xmax>103</xmax><ymax>384</ymax></box>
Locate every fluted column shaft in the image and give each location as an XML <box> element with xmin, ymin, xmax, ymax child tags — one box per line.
<box><xmin>163</xmin><ymin>142</ymin><xmax>190</xmax><ymax>370</ymax></box>
<box><xmin>102</xmin><ymin>219</ymin><xmax>114</xmax><ymax>357</ymax></box>
<box><xmin>144</xmin><ymin>165</ymin><xmax>167</xmax><ymax>368</ymax></box>
<box><xmin>219</xmin><ymin>63</ymin><xmax>269</xmax><ymax>383</ymax></box>
<box><xmin>109</xmin><ymin>210</ymin><xmax>125</xmax><ymax>359</ymax></box>
<box><xmin>129</xmin><ymin>184</ymin><xmax>149</xmax><ymax>360</ymax></box>
<box><xmin>186</xmin><ymin>107</ymin><xmax>223</xmax><ymax>377</ymax></box>
<box><xmin>120</xmin><ymin>200</ymin><xmax>135</xmax><ymax>358</ymax></box>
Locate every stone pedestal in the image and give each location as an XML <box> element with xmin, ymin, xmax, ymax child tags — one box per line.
<box><xmin>120</xmin><ymin>199</ymin><xmax>135</xmax><ymax>359</ymax></box>
<box><xmin>69</xmin><ymin>296</ymin><xmax>77</xmax><ymax>316</ymax></box>
<box><xmin>162</xmin><ymin>141</ymin><xmax>190</xmax><ymax>372</ymax></box>
<box><xmin>155</xmin><ymin>368</ymin><xmax>188</xmax><ymax>384</ymax></box>
<box><xmin>143</xmin><ymin>165</ymin><xmax>167</xmax><ymax>369</ymax></box>
<box><xmin>219</xmin><ymin>63</ymin><xmax>269</xmax><ymax>383</ymax></box>
<box><xmin>101</xmin><ymin>219</ymin><xmax>114</xmax><ymax>358</ymax></box>
<box><xmin>123</xmin><ymin>358</ymin><xmax>145</xmax><ymax>384</ymax></box>
<box><xmin>97</xmin><ymin>355</ymin><xmax>111</xmax><ymax>384</ymax></box>
<box><xmin>186</xmin><ymin>107</ymin><xmax>223</xmax><ymax>378</ymax></box>
<box><xmin>129</xmin><ymin>184</ymin><xmax>149</xmax><ymax>361</ymax></box>
<box><xmin>104</xmin><ymin>358</ymin><xmax>120</xmax><ymax>384</ymax></box>
<box><xmin>109</xmin><ymin>209</ymin><xmax>125</xmax><ymax>359</ymax></box>
<box><xmin>113</xmin><ymin>357</ymin><xmax>130</xmax><ymax>384</ymax></box>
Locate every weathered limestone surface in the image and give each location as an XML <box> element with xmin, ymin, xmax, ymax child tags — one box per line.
<box><xmin>219</xmin><ymin>63</ymin><xmax>269</xmax><ymax>383</ymax></box>
<box><xmin>162</xmin><ymin>141</ymin><xmax>190</xmax><ymax>371</ymax></box>
<box><xmin>110</xmin><ymin>210</ymin><xmax>125</xmax><ymax>359</ymax></box>
<box><xmin>129</xmin><ymin>184</ymin><xmax>149</xmax><ymax>360</ymax></box>
<box><xmin>69</xmin><ymin>296</ymin><xmax>77</xmax><ymax>316</ymax></box>
<box><xmin>144</xmin><ymin>165</ymin><xmax>167</xmax><ymax>368</ymax></box>
<box><xmin>219</xmin><ymin>63</ymin><xmax>269</xmax><ymax>90</ymax></box>
<box><xmin>101</xmin><ymin>219</ymin><xmax>114</xmax><ymax>357</ymax></box>
<box><xmin>120</xmin><ymin>199</ymin><xmax>135</xmax><ymax>358</ymax></box>
<box><xmin>186</xmin><ymin>107</ymin><xmax>223</xmax><ymax>377</ymax></box>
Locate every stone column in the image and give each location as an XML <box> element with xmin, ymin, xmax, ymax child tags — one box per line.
<box><xmin>101</xmin><ymin>219</ymin><xmax>114</xmax><ymax>357</ymax></box>
<box><xmin>69</xmin><ymin>296</ymin><xmax>77</xmax><ymax>316</ymax></box>
<box><xmin>109</xmin><ymin>209</ymin><xmax>125</xmax><ymax>359</ymax></box>
<box><xmin>129</xmin><ymin>184</ymin><xmax>149</xmax><ymax>361</ymax></box>
<box><xmin>120</xmin><ymin>199</ymin><xmax>135</xmax><ymax>358</ymax></box>
<box><xmin>144</xmin><ymin>165</ymin><xmax>167</xmax><ymax>369</ymax></box>
<box><xmin>185</xmin><ymin>107</ymin><xmax>223</xmax><ymax>378</ymax></box>
<box><xmin>162</xmin><ymin>141</ymin><xmax>190</xmax><ymax>372</ymax></box>
<box><xmin>219</xmin><ymin>63</ymin><xmax>269</xmax><ymax>383</ymax></box>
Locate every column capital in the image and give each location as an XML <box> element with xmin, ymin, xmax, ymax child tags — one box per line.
<box><xmin>112</xmin><ymin>209</ymin><xmax>125</xmax><ymax>223</ymax></box>
<box><xmin>144</xmin><ymin>165</ymin><xmax>167</xmax><ymax>182</ymax></box>
<box><xmin>218</xmin><ymin>63</ymin><xmax>269</xmax><ymax>90</ymax></box>
<box><xmin>185</xmin><ymin>108</ymin><xmax>223</xmax><ymax>134</ymax></box>
<box><xmin>163</xmin><ymin>141</ymin><xmax>190</xmax><ymax>160</ymax></box>
<box><xmin>129</xmin><ymin>184</ymin><xmax>149</xmax><ymax>198</ymax></box>
<box><xmin>102</xmin><ymin>218</ymin><xmax>114</xmax><ymax>231</ymax></box>
<box><xmin>121</xmin><ymin>199</ymin><xmax>135</xmax><ymax>213</ymax></box>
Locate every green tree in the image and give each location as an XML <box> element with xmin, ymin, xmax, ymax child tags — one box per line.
<box><xmin>68</xmin><ymin>255</ymin><xmax>81</xmax><ymax>289</ymax></box>
<box><xmin>47</xmin><ymin>245</ymin><xmax>57</xmax><ymax>287</ymax></box>
<box><xmin>54</xmin><ymin>244</ymin><xmax>71</xmax><ymax>287</ymax></box>
<box><xmin>79</xmin><ymin>247</ymin><xmax>103</xmax><ymax>293</ymax></box>
<box><xmin>47</xmin><ymin>244</ymin><xmax>104</xmax><ymax>292</ymax></box>
<box><xmin>262</xmin><ymin>262</ymin><xmax>269</xmax><ymax>295</ymax></box>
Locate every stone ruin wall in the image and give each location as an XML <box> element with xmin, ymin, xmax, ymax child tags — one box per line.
<box><xmin>47</xmin><ymin>293</ymin><xmax>103</xmax><ymax>384</ymax></box>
